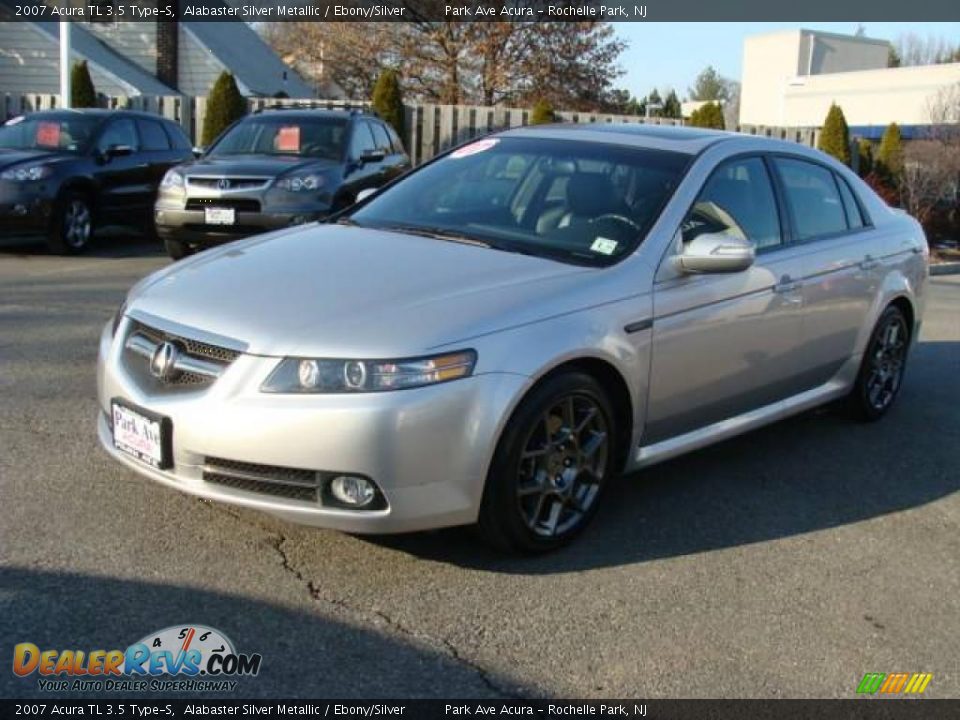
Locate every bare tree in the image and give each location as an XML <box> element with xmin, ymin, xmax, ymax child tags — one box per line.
<box><xmin>893</xmin><ymin>33</ymin><xmax>960</xmax><ymax>66</ymax></box>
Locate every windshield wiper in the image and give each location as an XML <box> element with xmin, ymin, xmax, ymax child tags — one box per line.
<box><xmin>376</xmin><ymin>224</ymin><xmax>492</xmax><ymax>249</ymax></box>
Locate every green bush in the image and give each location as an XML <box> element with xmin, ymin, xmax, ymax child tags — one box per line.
<box><xmin>818</xmin><ymin>103</ymin><xmax>851</xmax><ymax>166</ymax></box>
<box><xmin>875</xmin><ymin>122</ymin><xmax>903</xmax><ymax>182</ymax></box>
<box><xmin>530</xmin><ymin>98</ymin><xmax>554</xmax><ymax>125</ymax></box>
<box><xmin>371</xmin><ymin>69</ymin><xmax>405</xmax><ymax>138</ymax></box>
<box><xmin>688</xmin><ymin>102</ymin><xmax>725</xmax><ymax>130</ymax></box>
<box><xmin>70</xmin><ymin>61</ymin><xmax>97</xmax><ymax>108</ymax></box>
<box><xmin>202</xmin><ymin>72</ymin><xmax>246</xmax><ymax>147</ymax></box>
<box><xmin>856</xmin><ymin>138</ymin><xmax>874</xmax><ymax>177</ymax></box>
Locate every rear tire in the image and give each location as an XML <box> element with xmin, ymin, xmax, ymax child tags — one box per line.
<box><xmin>47</xmin><ymin>190</ymin><xmax>94</xmax><ymax>254</ymax></box>
<box><xmin>849</xmin><ymin>305</ymin><xmax>911</xmax><ymax>421</ymax></box>
<box><xmin>478</xmin><ymin>371</ymin><xmax>616</xmax><ymax>553</ymax></box>
<box><xmin>164</xmin><ymin>237</ymin><xmax>194</xmax><ymax>261</ymax></box>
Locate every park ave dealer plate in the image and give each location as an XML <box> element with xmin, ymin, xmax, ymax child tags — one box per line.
<box><xmin>205</xmin><ymin>207</ymin><xmax>235</xmax><ymax>225</ymax></box>
<box><xmin>111</xmin><ymin>400</ymin><xmax>173</xmax><ymax>469</ymax></box>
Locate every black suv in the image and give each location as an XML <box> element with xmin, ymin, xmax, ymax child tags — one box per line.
<box><xmin>154</xmin><ymin>108</ymin><xmax>411</xmax><ymax>259</ymax></box>
<box><xmin>0</xmin><ymin>109</ymin><xmax>193</xmax><ymax>253</ymax></box>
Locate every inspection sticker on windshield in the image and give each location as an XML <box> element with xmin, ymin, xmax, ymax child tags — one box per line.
<box><xmin>450</xmin><ymin>138</ymin><xmax>499</xmax><ymax>159</ymax></box>
<box><xmin>591</xmin><ymin>237</ymin><xmax>619</xmax><ymax>255</ymax></box>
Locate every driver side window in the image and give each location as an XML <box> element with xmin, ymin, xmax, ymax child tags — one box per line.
<box><xmin>349</xmin><ymin>122</ymin><xmax>377</xmax><ymax>161</ymax></box>
<box><xmin>97</xmin><ymin>118</ymin><xmax>139</xmax><ymax>153</ymax></box>
<box><xmin>682</xmin><ymin>157</ymin><xmax>781</xmax><ymax>250</ymax></box>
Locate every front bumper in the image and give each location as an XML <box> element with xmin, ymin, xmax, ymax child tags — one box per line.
<box><xmin>0</xmin><ymin>187</ymin><xmax>54</xmax><ymax>238</ymax></box>
<box><xmin>154</xmin><ymin>204</ymin><xmax>327</xmax><ymax>245</ymax></box>
<box><xmin>96</xmin><ymin>319</ymin><xmax>528</xmax><ymax>533</ymax></box>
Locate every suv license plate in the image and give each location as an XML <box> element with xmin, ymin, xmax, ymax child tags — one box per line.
<box><xmin>205</xmin><ymin>207</ymin><xmax>235</xmax><ymax>225</ymax></box>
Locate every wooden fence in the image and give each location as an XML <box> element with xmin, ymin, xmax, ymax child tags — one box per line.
<box><xmin>2</xmin><ymin>92</ymin><xmax>823</xmax><ymax>165</ymax></box>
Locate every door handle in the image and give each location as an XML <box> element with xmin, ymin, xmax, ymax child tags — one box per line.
<box><xmin>773</xmin><ymin>276</ymin><xmax>802</xmax><ymax>294</ymax></box>
<box><xmin>859</xmin><ymin>255</ymin><xmax>880</xmax><ymax>270</ymax></box>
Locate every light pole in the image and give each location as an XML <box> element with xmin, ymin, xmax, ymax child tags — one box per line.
<box><xmin>60</xmin><ymin>20</ymin><xmax>71</xmax><ymax>109</ymax></box>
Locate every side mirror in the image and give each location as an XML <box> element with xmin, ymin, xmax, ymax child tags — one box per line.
<box><xmin>106</xmin><ymin>144</ymin><xmax>133</xmax><ymax>158</ymax></box>
<box><xmin>359</xmin><ymin>148</ymin><xmax>385</xmax><ymax>164</ymax></box>
<box><xmin>356</xmin><ymin>188</ymin><xmax>377</xmax><ymax>203</ymax></box>
<box><xmin>192</xmin><ymin>146</ymin><xmax>205</xmax><ymax>158</ymax></box>
<box><xmin>673</xmin><ymin>233</ymin><xmax>755</xmax><ymax>274</ymax></box>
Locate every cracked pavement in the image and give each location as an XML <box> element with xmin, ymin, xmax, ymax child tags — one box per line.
<box><xmin>1</xmin><ymin>239</ymin><xmax>958</xmax><ymax>699</ymax></box>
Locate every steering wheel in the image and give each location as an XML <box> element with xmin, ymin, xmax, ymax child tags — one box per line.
<box><xmin>591</xmin><ymin>213</ymin><xmax>643</xmax><ymax>233</ymax></box>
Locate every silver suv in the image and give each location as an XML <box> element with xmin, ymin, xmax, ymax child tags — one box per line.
<box><xmin>154</xmin><ymin>109</ymin><xmax>409</xmax><ymax>259</ymax></box>
<box><xmin>100</xmin><ymin>125</ymin><xmax>928</xmax><ymax>552</ymax></box>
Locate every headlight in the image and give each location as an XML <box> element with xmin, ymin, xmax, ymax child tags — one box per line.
<box><xmin>1</xmin><ymin>165</ymin><xmax>52</xmax><ymax>182</ymax></box>
<box><xmin>160</xmin><ymin>169</ymin><xmax>184</xmax><ymax>189</ymax></box>
<box><xmin>261</xmin><ymin>350</ymin><xmax>477</xmax><ymax>393</ymax></box>
<box><xmin>274</xmin><ymin>174</ymin><xmax>324</xmax><ymax>192</ymax></box>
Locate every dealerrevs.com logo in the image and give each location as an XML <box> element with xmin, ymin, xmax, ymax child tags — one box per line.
<box><xmin>12</xmin><ymin>625</ymin><xmax>262</xmax><ymax>692</ymax></box>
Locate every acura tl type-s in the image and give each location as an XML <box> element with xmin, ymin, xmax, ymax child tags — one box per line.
<box><xmin>97</xmin><ymin>124</ymin><xmax>928</xmax><ymax>552</ymax></box>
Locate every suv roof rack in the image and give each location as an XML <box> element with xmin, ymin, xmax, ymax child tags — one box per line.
<box><xmin>252</xmin><ymin>103</ymin><xmax>375</xmax><ymax>116</ymax></box>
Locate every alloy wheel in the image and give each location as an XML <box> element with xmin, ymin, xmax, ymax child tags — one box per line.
<box><xmin>865</xmin><ymin>313</ymin><xmax>908</xmax><ymax>412</ymax></box>
<box><xmin>63</xmin><ymin>199</ymin><xmax>92</xmax><ymax>249</ymax></box>
<box><xmin>516</xmin><ymin>394</ymin><xmax>609</xmax><ymax>537</ymax></box>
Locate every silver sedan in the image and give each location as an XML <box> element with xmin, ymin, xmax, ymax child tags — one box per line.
<box><xmin>96</xmin><ymin>125</ymin><xmax>928</xmax><ymax>552</ymax></box>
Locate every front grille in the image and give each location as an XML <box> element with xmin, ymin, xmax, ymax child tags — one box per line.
<box><xmin>187</xmin><ymin>176</ymin><xmax>270</xmax><ymax>191</ymax></box>
<box><xmin>203</xmin><ymin>457</ymin><xmax>322</xmax><ymax>503</ymax></box>
<box><xmin>123</xmin><ymin>321</ymin><xmax>241</xmax><ymax>389</ymax></box>
<box><xmin>186</xmin><ymin>198</ymin><xmax>261</xmax><ymax>213</ymax></box>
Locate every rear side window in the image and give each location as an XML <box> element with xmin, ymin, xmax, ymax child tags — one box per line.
<box><xmin>137</xmin><ymin>119</ymin><xmax>170</xmax><ymax>151</ymax></box>
<box><xmin>774</xmin><ymin>158</ymin><xmax>848</xmax><ymax>240</ymax></box>
<box><xmin>835</xmin><ymin>174</ymin><xmax>866</xmax><ymax>229</ymax></box>
<box><xmin>164</xmin><ymin>122</ymin><xmax>192</xmax><ymax>151</ymax></box>
<box><xmin>683</xmin><ymin>156</ymin><xmax>782</xmax><ymax>249</ymax></box>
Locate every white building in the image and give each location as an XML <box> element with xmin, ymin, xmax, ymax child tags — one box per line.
<box><xmin>739</xmin><ymin>28</ymin><xmax>960</xmax><ymax>131</ymax></box>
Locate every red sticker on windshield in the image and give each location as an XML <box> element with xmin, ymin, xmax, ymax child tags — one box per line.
<box><xmin>35</xmin><ymin>122</ymin><xmax>60</xmax><ymax>147</ymax></box>
<box><xmin>450</xmin><ymin>138</ymin><xmax>498</xmax><ymax>159</ymax></box>
<box><xmin>275</xmin><ymin>126</ymin><xmax>300</xmax><ymax>152</ymax></box>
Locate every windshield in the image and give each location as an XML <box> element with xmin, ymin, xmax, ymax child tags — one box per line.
<box><xmin>347</xmin><ymin>136</ymin><xmax>689</xmax><ymax>265</ymax></box>
<box><xmin>208</xmin><ymin>117</ymin><xmax>347</xmax><ymax>160</ymax></box>
<box><xmin>0</xmin><ymin>115</ymin><xmax>102</xmax><ymax>154</ymax></box>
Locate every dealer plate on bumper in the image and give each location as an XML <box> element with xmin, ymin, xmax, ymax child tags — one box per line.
<box><xmin>204</xmin><ymin>207</ymin><xmax>235</xmax><ymax>225</ymax></box>
<box><xmin>111</xmin><ymin>399</ymin><xmax>173</xmax><ymax>470</ymax></box>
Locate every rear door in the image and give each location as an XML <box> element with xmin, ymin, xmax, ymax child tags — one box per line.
<box><xmin>645</xmin><ymin>155</ymin><xmax>810</xmax><ymax>444</ymax></box>
<box><xmin>771</xmin><ymin>156</ymin><xmax>877</xmax><ymax>388</ymax></box>
<box><xmin>136</xmin><ymin>118</ymin><xmax>181</xmax><ymax>198</ymax></box>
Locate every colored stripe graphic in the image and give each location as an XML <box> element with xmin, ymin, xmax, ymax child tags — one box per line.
<box><xmin>857</xmin><ymin>672</ymin><xmax>933</xmax><ymax>695</ymax></box>
<box><xmin>857</xmin><ymin>673</ymin><xmax>886</xmax><ymax>694</ymax></box>
<box><xmin>904</xmin><ymin>673</ymin><xmax>933</xmax><ymax>694</ymax></box>
<box><xmin>880</xmin><ymin>673</ymin><xmax>909</xmax><ymax>693</ymax></box>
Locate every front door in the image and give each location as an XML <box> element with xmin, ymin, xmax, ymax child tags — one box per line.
<box><xmin>92</xmin><ymin>118</ymin><xmax>153</xmax><ymax>219</ymax></box>
<box><xmin>644</xmin><ymin>155</ymin><xmax>809</xmax><ymax>444</ymax></box>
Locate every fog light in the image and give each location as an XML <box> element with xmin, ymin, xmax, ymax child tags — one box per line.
<box><xmin>330</xmin><ymin>475</ymin><xmax>375</xmax><ymax>507</ymax></box>
<box><xmin>13</xmin><ymin>204</ymin><xmax>27</xmax><ymax>216</ymax></box>
<box><xmin>290</xmin><ymin>215</ymin><xmax>309</xmax><ymax>226</ymax></box>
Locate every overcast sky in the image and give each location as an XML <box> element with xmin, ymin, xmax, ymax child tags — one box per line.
<box><xmin>616</xmin><ymin>21</ymin><xmax>960</xmax><ymax>99</ymax></box>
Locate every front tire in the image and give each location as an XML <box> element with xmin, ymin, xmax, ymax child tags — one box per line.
<box><xmin>849</xmin><ymin>305</ymin><xmax>911</xmax><ymax>421</ymax></box>
<box><xmin>478</xmin><ymin>372</ymin><xmax>616</xmax><ymax>553</ymax></box>
<box><xmin>47</xmin><ymin>191</ymin><xmax>94</xmax><ymax>254</ymax></box>
<box><xmin>164</xmin><ymin>236</ymin><xmax>194</xmax><ymax>261</ymax></box>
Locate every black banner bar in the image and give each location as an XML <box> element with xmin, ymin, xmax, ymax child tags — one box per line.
<box><xmin>0</xmin><ymin>0</ymin><xmax>958</xmax><ymax>22</ymax></box>
<box><xmin>3</xmin><ymin>700</ymin><xmax>960</xmax><ymax>719</ymax></box>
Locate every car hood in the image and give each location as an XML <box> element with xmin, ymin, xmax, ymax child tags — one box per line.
<box><xmin>0</xmin><ymin>148</ymin><xmax>70</xmax><ymax>171</ymax></box>
<box><xmin>129</xmin><ymin>224</ymin><xmax>602</xmax><ymax>358</ymax></box>
<box><xmin>182</xmin><ymin>154</ymin><xmax>339</xmax><ymax>177</ymax></box>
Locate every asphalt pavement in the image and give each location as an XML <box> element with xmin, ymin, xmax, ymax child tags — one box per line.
<box><xmin>1</xmin><ymin>237</ymin><xmax>958</xmax><ymax>699</ymax></box>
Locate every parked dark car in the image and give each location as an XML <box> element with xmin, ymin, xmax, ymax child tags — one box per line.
<box><xmin>0</xmin><ymin>109</ymin><xmax>193</xmax><ymax>253</ymax></box>
<box><xmin>154</xmin><ymin>108</ymin><xmax>411</xmax><ymax>259</ymax></box>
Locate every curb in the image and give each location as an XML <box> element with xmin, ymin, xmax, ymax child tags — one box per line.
<box><xmin>931</xmin><ymin>262</ymin><xmax>960</xmax><ymax>276</ymax></box>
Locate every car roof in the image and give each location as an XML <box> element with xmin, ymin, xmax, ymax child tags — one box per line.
<box><xmin>20</xmin><ymin>108</ymin><xmax>176</xmax><ymax>122</ymax></box>
<box><xmin>249</xmin><ymin>108</ymin><xmax>371</xmax><ymax>122</ymax></box>
<box><xmin>496</xmin><ymin>123</ymin><xmax>791</xmax><ymax>156</ymax></box>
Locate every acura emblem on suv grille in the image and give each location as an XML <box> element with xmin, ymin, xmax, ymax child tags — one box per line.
<box><xmin>218</xmin><ymin>178</ymin><xmax>230</xmax><ymax>190</ymax></box>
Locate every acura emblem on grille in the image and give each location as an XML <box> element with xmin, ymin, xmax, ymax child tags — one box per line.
<box><xmin>150</xmin><ymin>341</ymin><xmax>180</xmax><ymax>381</ymax></box>
<box><xmin>218</xmin><ymin>178</ymin><xmax>230</xmax><ymax>190</ymax></box>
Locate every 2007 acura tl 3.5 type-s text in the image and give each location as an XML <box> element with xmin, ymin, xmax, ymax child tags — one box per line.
<box><xmin>97</xmin><ymin>124</ymin><xmax>928</xmax><ymax>552</ymax></box>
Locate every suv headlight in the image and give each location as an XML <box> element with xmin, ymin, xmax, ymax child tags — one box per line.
<box><xmin>274</xmin><ymin>174</ymin><xmax>324</xmax><ymax>192</ymax></box>
<box><xmin>1</xmin><ymin>165</ymin><xmax>52</xmax><ymax>182</ymax></box>
<box><xmin>160</xmin><ymin>169</ymin><xmax>184</xmax><ymax>189</ymax></box>
<box><xmin>261</xmin><ymin>351</ymin><xmax>476</xmax><ymax>393</ymax></box>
